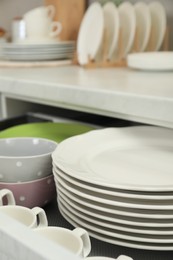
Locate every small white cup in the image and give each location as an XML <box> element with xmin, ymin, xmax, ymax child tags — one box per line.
<box><xmin>0</xmin><ymin>205</ymin><xmax>48</xmax><ymax>228</ymax></box>
<box><xmin>24</xmin><ymin>5</ymin><xmax>62</xmax><ymax>40</ymax></box>
<box><xmin>0</xmin><ymin>189</ymin><xmax>15</xmax><ymax>205</ymax></box>
<box><xmin>34</xmin><ymin>227</ymin><xmax>91</xmax><ymax>257</ymax></box>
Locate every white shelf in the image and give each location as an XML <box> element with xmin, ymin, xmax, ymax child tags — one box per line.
<box><xmin>0</xmin><ymin>65</ymin><xmax>173</xmax><ymax>127</ymax></box>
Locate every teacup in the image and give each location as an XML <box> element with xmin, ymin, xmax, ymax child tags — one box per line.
<box><xmin>0</xmin><ymin>189</ymin><xmax>15</xmax><ymax>205</ymax></box>
<box><xmin>24</xmin><ymin>5</ymin><xmax>62</xmax><ymax>40</ymax></box>
<box><xmin>34</xmin><ymin>226</ymin><xmax>91</xmax><ymax>257</ymax></box>
<box><xmin>0</xmin><ymin>205</ymin><xmax>48</xmax><ymax>228</ymax></box>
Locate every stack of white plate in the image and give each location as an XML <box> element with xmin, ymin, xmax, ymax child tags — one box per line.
<box><xmin>0</xmin><ymin>41</ymin><xmax>75</xmax><ymax>61</ymax></box>
<box><xmin>52</xmin><ymin>126</ymin><xmax>173</xmax><ymax>251</ymax></box>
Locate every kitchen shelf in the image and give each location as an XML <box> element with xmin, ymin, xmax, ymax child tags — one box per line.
<box><xmin>0</xmin><ymin>65</ymin><xmax>173</xmax><ymax>128</ymax></box>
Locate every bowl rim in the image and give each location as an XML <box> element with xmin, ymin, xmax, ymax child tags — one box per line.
<box><xmin>0</xmin><ymin>137</ymin><xmax>58</xmax><ymax>159</ymax></box>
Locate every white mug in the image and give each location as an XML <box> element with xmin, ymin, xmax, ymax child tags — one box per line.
<box><xmin>0</xmin><ymin>205</ymin><xmax>48</xmax><ymax>228</ymax></box>
<box><xmin>34</xmin><ymin>227</ymin><xmax>91</xmax><ymax>257</ymax></box>
<box><xmin>0</xmin><ymin>189</ymin><xmax>15</xmax><ymax>205</ymax></box>
<box><xmin>24</xmin><ymin>5</ymin><xmax>62</xmax><ymax>40</ymax></box>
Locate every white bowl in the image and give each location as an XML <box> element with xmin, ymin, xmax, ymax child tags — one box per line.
<box><xmin>0</xmin><ymin>137</ymin><xmax>57</xmax><ymax>182</ymax></box>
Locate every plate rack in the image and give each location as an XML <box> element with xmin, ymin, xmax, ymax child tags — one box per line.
<box><xmin>73</xmin><ymin>26</ymin><xmax>170</xmax><ymax>69</ymax></box>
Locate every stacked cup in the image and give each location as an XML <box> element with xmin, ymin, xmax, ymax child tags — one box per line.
<box><xmin>0</xmin><ymin>137</ymin><xmax>57</xmax><ymax>208</ymax></box>
<box><xmin>23</xmin><ymin>5</ymin><xmax>62</xmax><ymax>43</ymax></box>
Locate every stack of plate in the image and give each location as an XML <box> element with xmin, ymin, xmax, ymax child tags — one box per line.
<box><xmin>0</xmin><ymin>41</ymin><xmax>75</xmax><ymax>61</ymax></box>
<box><xmin>52</xmin><ymin>126</ymin><xmax>173</xmax><ymax>251</ymax></box>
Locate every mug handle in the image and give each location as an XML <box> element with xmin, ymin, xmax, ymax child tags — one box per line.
<box><xmin>49</xmin><ymin>21</ymin><xmax>62</xmax><ymax>38</ymax></box>
<box><xmin>31</xmin><ymin>207</ymin><xmax>48</xmax><ymax>227</ymax></box>
<box><xmin>47</xmin><ymin>5</ymin><xmax>55</xmax><ymax>19</ymax></box>
<box><xmin>72</xmin><ymin>227</ymin><xmax>91</xmax><ymax>257</ymax></box>
<box><xmin>0</xmin><ymin>189</ymin><xmax>16</xmax><ymax>205</ymax></box>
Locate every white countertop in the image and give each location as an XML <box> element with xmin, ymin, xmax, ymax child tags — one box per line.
<box><xmin>0</xmin><ymin>65</ymin><xmax>173</xmax><ymax>127</ymax></box>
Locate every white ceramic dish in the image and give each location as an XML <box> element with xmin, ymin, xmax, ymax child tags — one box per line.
<box><xmin>0</xmin><ymin>137</ymin><xmax>57</xmax><ymax>182</ymax></box>
<box><xmin>59</xmin><ymin>195</ymin><xmax>173</xmax><ymax>236</ymax></box>
<box><xmin>127</xmin><ymin>52</ymin><xmax>173</xmax><ymax>71</ymax></box>
<box><xmin>56</xmin><ymin>175</ymin><xmax>173</xmax><ymax>210</ymax></box>
<box><xmin>77</xmin><ymin>2</ymin><xmax>104</xmax><ymax>65</ymax></box>
<box><xmin>117</xmin><ymin>2</ymin><xmax>136</xmax><ymax>59</ymax></box>
<box><xmin>53</xmin><ymin>165</ymin><xmax>173</xmax><ymax>201</ymax></box>
<box><xmin>59</xmin><ymin>204</ymin><xmax>173</xmax><ymax>250</ymax></box>
<box><xmin>57</xmin><ymin>183</ymin><xmax>173</xmax><ymax>228</ymax></box>
<box><xmin>1</xmin><ymin>42</ymin><xmax>75</xmax><ymax>61</ymax></box>
<box><xmin>134</xmin><ymin>2</ymin><xmax>151</xmax><ymax>52</ymax></box>
<box><xmin>103</xmin><ymin>2</ymin><xmax>120</xmax><ymax>60</ymax></box>
<box><xmin>52</xmin><ymin>126</ymin><xmax>173</xmax><ymax>192</ymax></box>
<box><xmin>147</xmin><ymin>1</ymin><xmax>167</xmax><ymax>51</ymax></box>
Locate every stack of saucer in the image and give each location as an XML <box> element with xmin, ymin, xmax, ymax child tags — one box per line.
<box><xmin>52</xmin><ymin>126</ymin><xmax>173</xmax><ymax>250</ymax></box>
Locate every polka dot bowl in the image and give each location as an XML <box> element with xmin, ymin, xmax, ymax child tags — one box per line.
<box><xmin>0</xmin><ymin>137</ymin><xmax>57</xmax><ymax>183</ymax></box>
<box><xmin>0</xmin><ymin>174</ymin><xmax>56</xmax><ymax>208</ymax></box>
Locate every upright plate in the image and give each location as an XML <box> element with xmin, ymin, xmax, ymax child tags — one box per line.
<box><xmin>103</xmin><ymin>2</ymin><xmax>120</xmax><ymax>60</ymax></box>
<box><xmin>147</xmin><ymin>1</ymin><xmax>166</xmax><ymax>51</ymax></box>
<box><xmin>134</xmin><ymin>2</ymin><xmax>151</xmax><ymax>52</ymax></box>
<box><xmin>52</xmin><ymin>126</ymin><xmax>173</xmax><ymax>192</ymax></box>
<box><xmin>117</xmin><ymin>2</ymin><xmax>136</xmax><ymax>59</ymax></box>
<box><xmin>77</xmin><ymin>3</ymin><xmax>104</xmax><ymax>65</ymax></box>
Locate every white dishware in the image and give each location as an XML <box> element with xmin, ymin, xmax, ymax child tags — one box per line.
<box><xmin>59</xmin><ymin>201</ymin><xmax>173</xmax><ymax>244</ymax></box>
<box><xmin>134</xmin><ymin>2</ymin><xmax>151</xmax><ymax>52</ymax></box>
<box><xmin>52</xmin><ymin>126</ymin><xmax>173</xmax><ymax>192</ymax></box>
<box><xmin>0</xmin><ymin>137</ymin><xmax>57</xmax><ymax>182</ymax></box>
<box><xmin>86</xmin><ymin>256</ymin><xmax>133</xmax><ymax>260</ymax></box>
<box><xmin>0</xmin><ymin>41</ymin><xmax>75</xmax><ymax>61</ymax></box>
<box><xmin>60</xmin><ymin>206</ymin><xmax>173</xmax><ymax>251</ymax></box>
<box><xmin>127</xmin><ymin>52</ymin><xmax>173</xmax><ymax>71</ymax></box>
<box><xmin>56</xmin><ymin>174</ymin><xmax>173</xmax><ymax>210</ymax></box>
<box><xmin>77</xmin><ymin>2</ymin><xmax>104</xmax><ymax>65</ymax></box>
<box><xmin>24</xmin><ymin>5</ymin><xmax>62</xmax><ymax>41</ymax></box>
<box><xmin>53</xmin><ymin>165</ymin><xmax>173</xmax><ymax>201</ymax></box>
<box><xmin>0</xmin><ymin>188</ymin><xmax>15</xmax><ymax>205</ymax></box>
<box><xmin>58</xmin><ymin>187</ymin><xmax>173</xmax><ymax>221</ymax></box>
<box><xmin>59</xmin><ymin>195</ymin><xmax>173</xmax><ymax>236</ymax></box>
<box><xmin>34</xmin><ymin>226</ymin><xmax>91</xmax><ymax>257</ymax></box>
<box><xmin>116</xmin><ymin>2</ymin><xmax>136</xmax><ymax>59</ymax></box>
<box><xmin>147</xmin><ymin>1</ymin><xmax>167</xmax><ymax>51</ymax></box>
<box><xmin>57</xmin><ymin>183</ymin><xmax>173</xmax><ymax>228</ymax></box>
<box><xmin>0</xmin><ymin>205</ymin><xmax>48</xmax><ymax>228</ymax></box>
<box><xmin>103</xmin><ymin>2</ymin><xmax>120</xmax><ymax>60</ymax></box>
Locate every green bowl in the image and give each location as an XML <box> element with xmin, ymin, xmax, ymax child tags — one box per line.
<box><xmin>0</xmin><ymin>122</ymin><xmax>95</xmax><ymax>143</ymax></box>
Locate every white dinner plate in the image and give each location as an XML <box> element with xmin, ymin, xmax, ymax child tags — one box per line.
<box><xmin>147</xmin><ymin>1</ymin><xmax>167</xmax><ymax>51</ymax></box>
<box><xmin>77</xmin><ymin>2</ymin><xmax>104</xmax><ymax>65</ymax></box>
<box><xmin>58</xmin><ymin>202</ymin><xmax>173</xmax><ymax>246</ymax></box>
<box><xmin>134</xmin><ymin>2</ymin><xmax>151</xmax><ymax>52</ymax></box>
<box><xmin>57</xmin><ymin>182</ymin><xmax>173</xmax><ymax>227</ymax></box>
<box><xmin>57</xmin><ymin>189</ymin><xmax>173</xmax><ymax>223</ymax></box>
<box><xmin>2</xmin><ymin>41</ymin><xmax>75</xmax><ymax>49</ymax></box>
<box><xmin>127</xmin><ymin>52</ymin><xmax>173</xmax><ymax>71</ymax></box>
<box><xmin>103</xmin><ymin>2</ymin><xmax>120</xmax><ymax>60</ymax></box>
<box><xmin>53</xmin><ymin>165</ymin><xmax>173</xmax><ymax>201</ymax></box>
<box><xmin>52</xmin><ymin>126</ymin><xmax>173</xmax><ymax>192</ymax></box>
<box><xmin>59</xmin><ymin>195</ymin><xmax>173</xmax><ymax>236</ymax></box>
<box><xmin>117</xmin><ymin>2</ymin><xmax>136</xmax><ymax>59</ymax></box>
<box><xmin>59</xmin><ymin>202</ymin><xmax>173</xmax><ymax>250</ymax></box>
<box><xmin>56</xmin><ymin>175</ymin><xmax>173</xmax><ymax>210</ymax></box>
